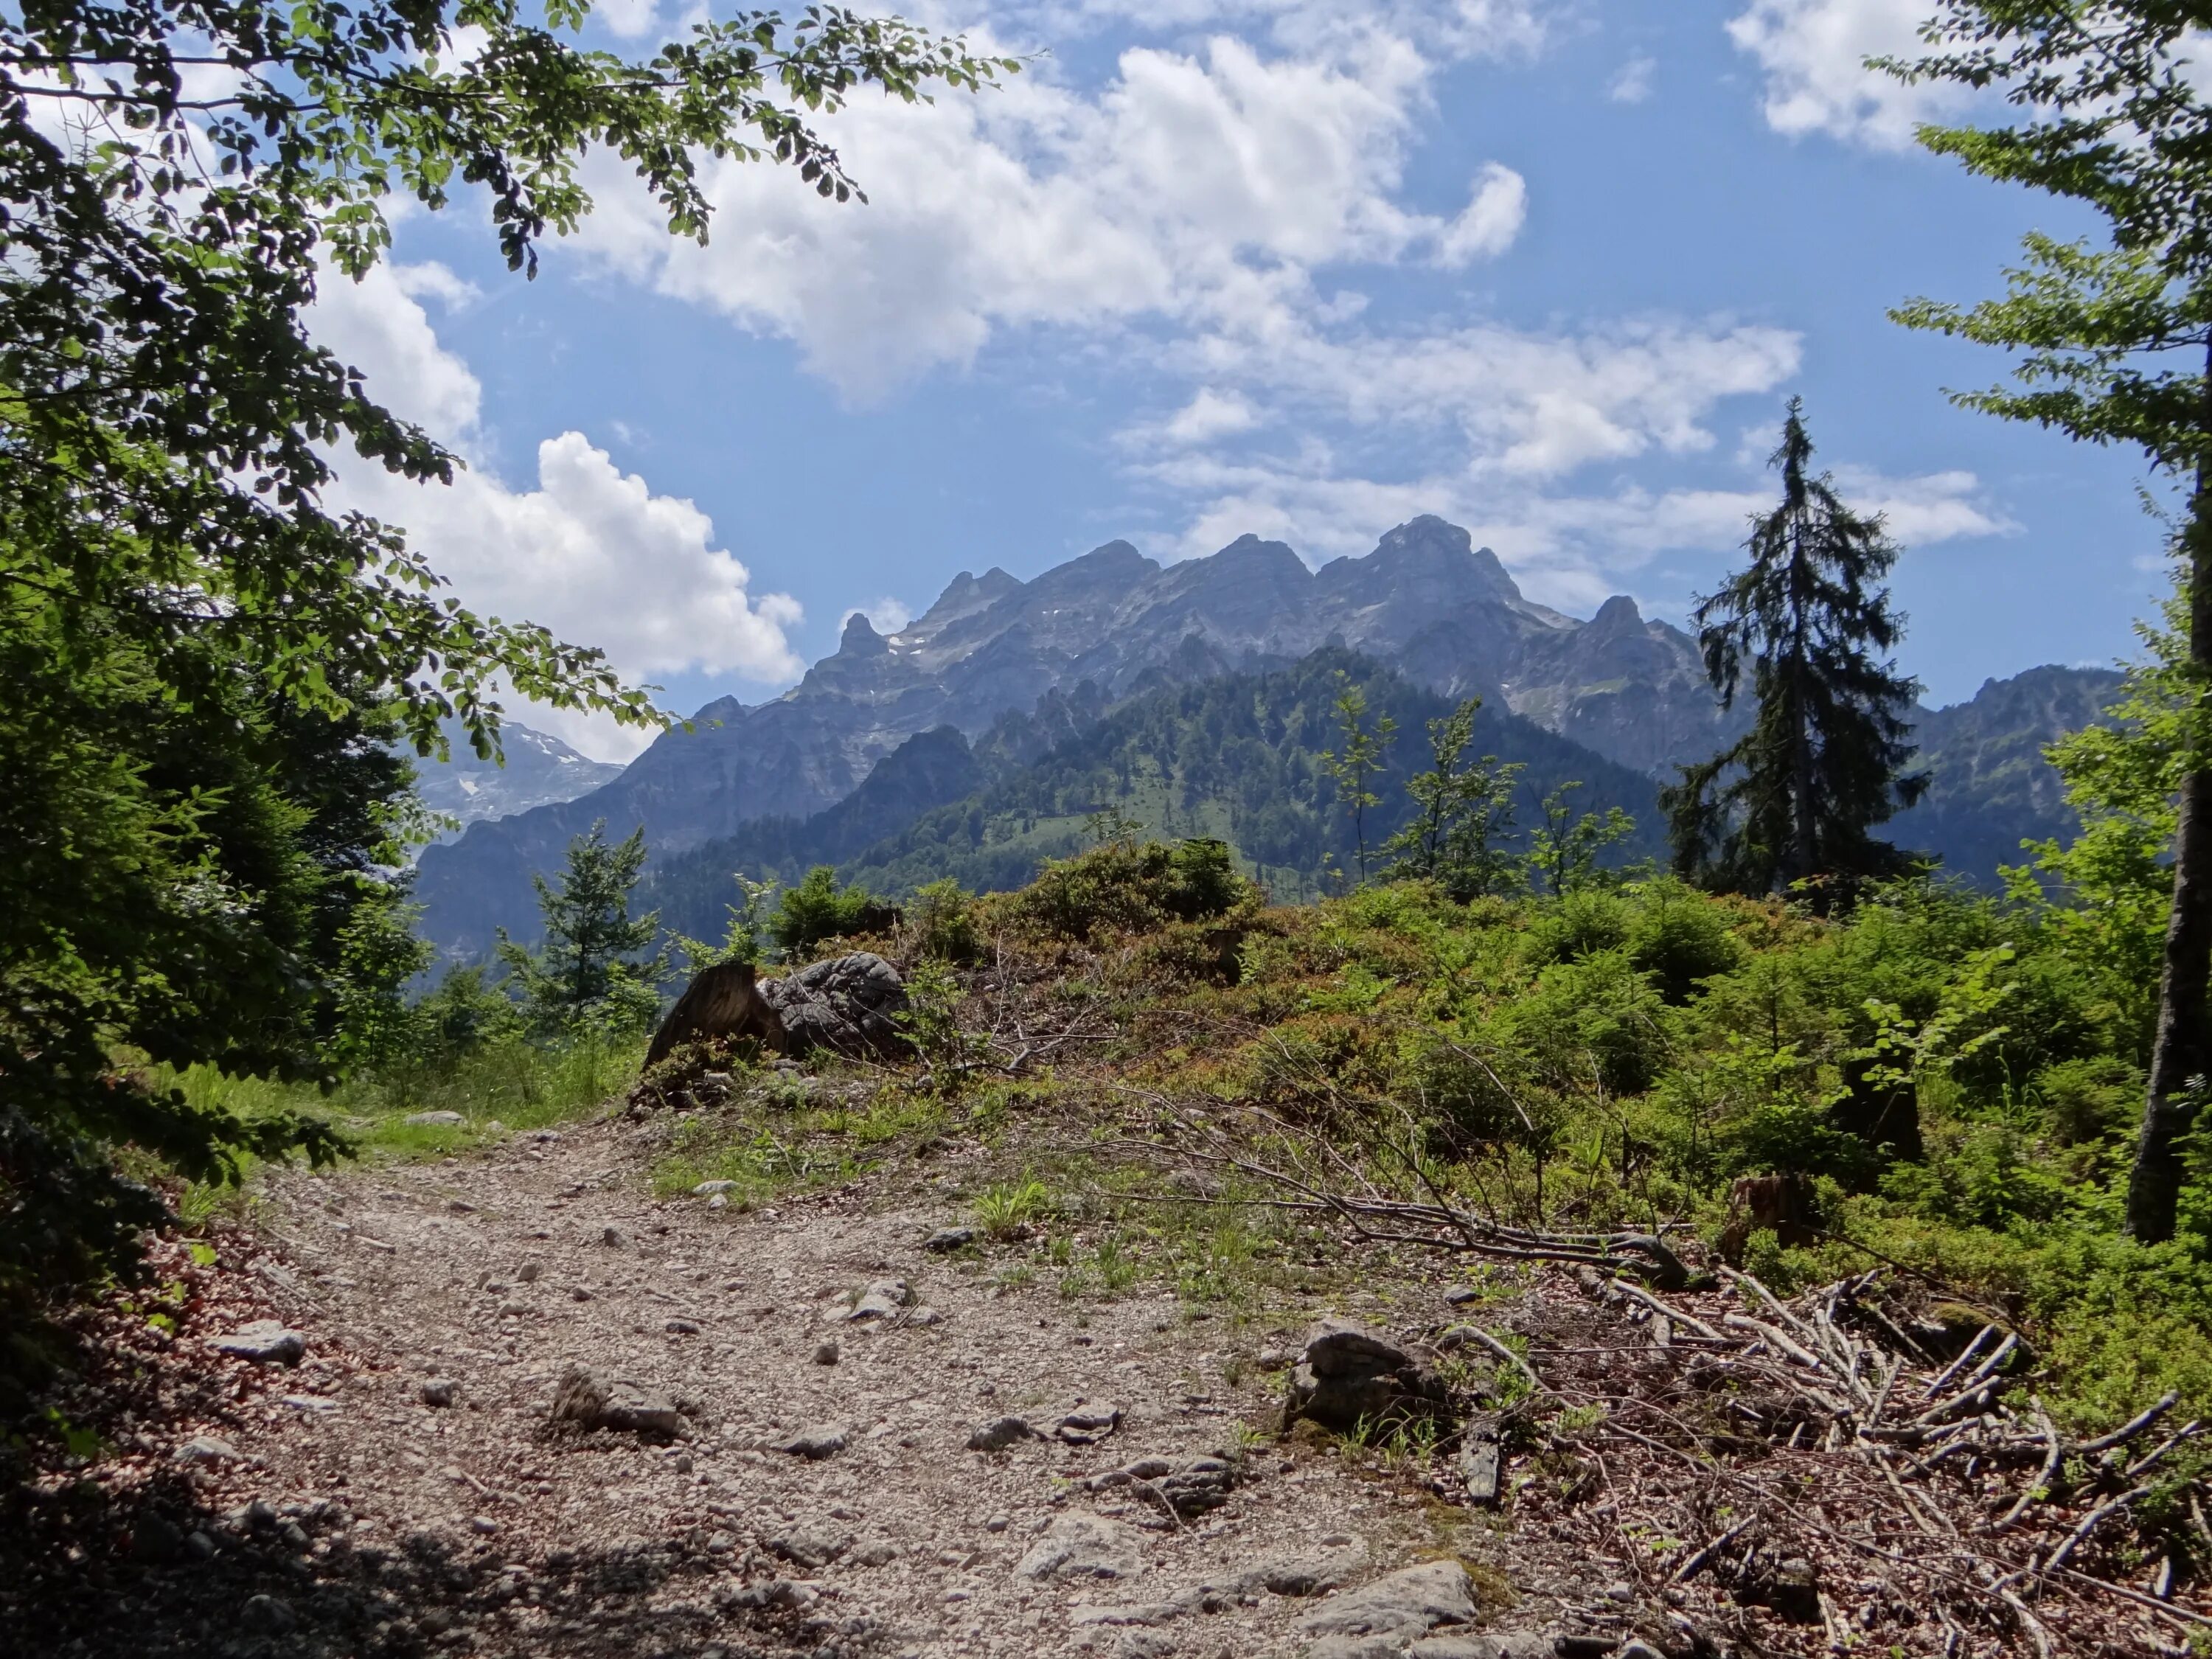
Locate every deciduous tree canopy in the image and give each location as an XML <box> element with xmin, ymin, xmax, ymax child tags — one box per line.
<box><xmin>0</xmin><ymin>0</ymin><xmax>1012</xmax><ymax>1312</ymax></box>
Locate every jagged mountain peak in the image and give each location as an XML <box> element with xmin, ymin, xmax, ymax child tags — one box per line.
<box><xmin>413</xmin><ymin>515</ymin><xmax>1747</xmax><ymax>955</ymax></box>
<box><xmin>909</xmin><ymin>566</ymin><xmax>1023</xmax><ymax>638</ymax></box>
<box><xmin>1316</xmin><ymin>515</ymin><xmax>1526</xmax><ymax>611</ymax></box>
<box><xmin>1210</xmin><ymin>532</ymin><xmax>1306</xmax><ymax>567</ymax></box>
<box><xmin>1040</xmin><ymin>537</ymin><xmax>1156</xmax><ymax>586</ymax></box>
<box><xmin>838</xmin><ymin>610</ymin><xmax>890</xmax><ymax>656</ymax></box>
<box><xmin>1587</xmin><ymin>594</ymin><xmax>1646</xmax><ymax>634</ymax></box>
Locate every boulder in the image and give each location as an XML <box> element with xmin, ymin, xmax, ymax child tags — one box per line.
<box><xmin>1014</xmin><ymin>1514</ymin><xmax>1145</xmax><ymax>1582</ymax></box>
<box><xmin>175</xmin><ymin>1436</ymin><xmax>245</xmax><ymax>1465</ymax></box>
<box><xmin>771</xmin><ymin>1423</ymin><xmax>850</xmax><ymax>1459</ymax></box>
<box><xmin>1298</xmin><ymin>1560</ymin><xmax>1479</xmax><ymax>1649</ymax></box>
<box><xmin>846</xmin><ymin>1278</ymin><xmax>915</xmax><ymax>1324</ymax></box>
<box><xmin>211</xmin><ymin>1321</ymin><xmax>306</xmax><ymax>1367</ymax></box>
<box><xmin>549</xmin><ymin>1366</ymin><xmax>687</xmax><ymax>1438</ymax></box>
<box><xmin>1054</xmin><ymin>1405</ymin><xmax>1124</xmax><ymax>1444</ymax></box>
<box><xmin>644</xmin><ymin>960</ymin><xmax>787</xmax><ymax>1070</ymax></box>
<box><xmin>1284</xmin><ymin>1318</ymin><xmax>1451</xmax><ymax>1433</ymax></box>
<box><xmin>759</xmin><ymin>953</ymin><xmax>909</xmax><ymax>1060</ymax></box>
<box><xmin>1088</xmin><ymin>1454</ymin><xmax>1237</xmax><ymax>1520</ymax></box>
<box><xmin>967</xmin><ymin>1416</ymin><xmax>1038</xmax><ymax>1452</ymax></box>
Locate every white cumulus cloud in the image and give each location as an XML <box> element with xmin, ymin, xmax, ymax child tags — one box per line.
<box><xmin>570</xmin><ymin>28</ymin><xmax>1525</xmax><ymax>398</ymax></box>
<box><xmin>1156</xmin><ymin>388</ymin><xmax>1262</xmax><ymax>445</ymax></box>
<box><xmin>1434</xmin><ymin>163</ymin><xmax>1528</xmax><ymax>265</ymax></box>
<box><xmin>1161</xmin><ymin>313</ymin><xmax>1806</xmax><ymax>481</ymax></box>
<box><xmin>309</xmin><ymin>260</ymin><xmax>804</xmax><ymax>757</ymax></box>
<box><xmin>1725</xmin><ymin>0</ymin><xmax>1971</xmax><ymax>147</ymax></box>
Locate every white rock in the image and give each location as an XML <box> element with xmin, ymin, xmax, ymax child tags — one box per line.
<box><xmin>211</xmin><ymin>1321</ymin><xmax>305</xmax><ymax>1366</ymax></box>
<box><xmin>1014</xmin><ymin>1514</ymin><xmax>1144</xmax><ymax>1582</ymax></box>
<box><xmin>846</xmin><ymin>1279</ymin><xmax>915</xmax><ymax>1323</ymax></box>
<box><xmin>1296</xmin><ymin>1560</ymin><xmax>1478</xmax><ymax>1641</ymax></box>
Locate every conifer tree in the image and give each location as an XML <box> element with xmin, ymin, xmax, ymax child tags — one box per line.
<box><xmin>1663</xmin><ymin>400</ymin><xmax>1926</xmax><ymax>910</ymax></box>
<box><xmin>497</xmin><ymin>823</ymin><xmax>665</xmax><ymax>1037</ymax></box>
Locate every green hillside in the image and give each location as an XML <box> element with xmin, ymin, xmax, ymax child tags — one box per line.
<box><xmin>647</xmin><ymin>647</ymin><xmax>1665</xmax><ymax>935</ymax></box>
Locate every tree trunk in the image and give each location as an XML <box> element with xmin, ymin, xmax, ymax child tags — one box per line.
<box><xmin>1787</xmin><ymin>518</ymin><xmax>1819</xmax><ymax>898</ymax></box>
<box><xmin>1790</xmin><ymin>674</ymin><xmax>1818</xmax><ymax>896</ymax></box>
<box><xmin>2128</xmin><ymin>477</ymin><xmax>2212</xmax><ymax>1242</ymax></box>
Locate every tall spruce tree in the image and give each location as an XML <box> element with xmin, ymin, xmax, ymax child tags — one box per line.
<box><xmin>1662</xmin><ymin>400</ymin><xmax>1926</xmax><ymax>908</ymax></box>
<box><xmin>1877</xmin><ymin>1</ymin><xmax>2212</xmax><ymax>1243</ymax></box>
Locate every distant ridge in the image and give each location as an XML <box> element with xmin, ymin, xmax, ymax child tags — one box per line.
<box><xmin>414</xmin><ymin>517</ymin><xmax>2124</xmax><ymax>954</ymax></box>
<box><xmin>408</xmin><ymin>719</ymin><xmax>622</xmax><ymax>846</ymax></box>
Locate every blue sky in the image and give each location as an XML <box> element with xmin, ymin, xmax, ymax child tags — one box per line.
<box><xmin>316</xmin><ymin>0</ymin><xmax>2163</xmax><ymax>759</ymax></box>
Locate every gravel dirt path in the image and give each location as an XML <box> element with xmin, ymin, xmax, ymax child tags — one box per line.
<box><xmin>6</xmin><ymin>1113</ymin><xmax>1611</xmax><ymax>1659</ymax></box>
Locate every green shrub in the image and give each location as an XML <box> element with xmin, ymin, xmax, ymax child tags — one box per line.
<box><xmin>897</xmin><ymin>957</ymin><xmax>971</xmax><ymax>1086</ymax></box>
<box><xmin>1007</xmin><ymin>836</ymin><xmax>1255</xmax><ymax>942</ymax></box>
<box><xmin>1408</xmin><ymin>1038</ymin><xmax>1567</xmax><ymax>1157</ymax></box>
<box><xmin>908</xmin><ymin>877</ymin><xmax>982</xmax><ymax>964</ymax></box>
<box><xmin>771</xmin><ymin>866</ymin><xmax>888</xmax><ymax>959</ymax></box>
<box><xmin>1521</xmin><ymin>888</ymin><xmax>1629</xmax><ymax>966</ymax></box>
<box><xmin>1497</xmin><ymin>949</ymin><xmax>1669</xmax><ymax>1097</ymax></box>
<box><xmin>1625</xmin><ymin>883</ymin><xmax>1743</xmax><ymax>1004</ymax></box>
<box><xmin>2036</xmin><ymin>1054</ymin><xmax>2141</xmax><ymax>1147</ymax></box>
<box><xmin>1882</xmin><ymin>1120</ymin><xmax>2075</xmax><ymax>1229</ymax></box>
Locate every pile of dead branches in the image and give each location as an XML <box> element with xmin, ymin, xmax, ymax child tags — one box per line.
<box><xmin>1534</xmin><ymin>1267</ymin><xmax>2208</xmax><ymax>1656</ymax></box>
<box><xmin>1118</xmin><ymin>1102</ymin><xmax>2211</xmax><ymax>1656</ymax></box>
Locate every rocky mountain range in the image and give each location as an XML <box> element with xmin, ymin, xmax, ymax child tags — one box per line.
<box><xmin>413</xmin><ymin>515</ymin><xmax>2121</xmax><ymax>956</ymax></box>
<box><xmin>408</xmin><ymin>719</ymin><xmax>624</xmax><ymax>844</ymax></box>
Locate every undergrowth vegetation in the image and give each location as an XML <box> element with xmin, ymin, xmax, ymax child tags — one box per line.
<box><xmin>1155</xmin><ymin>872</ymin><xmax>2211</xmax><ymax>1430</ymax></box>
<box><xmin>77</xmin><ymin>808</ymin><xmax>2212</xmax><ymax>1444</ymax></box>
<box><xmin>622</xmin><ymin>825</ymin><xmax>2212</xmax><ymax>1436</ymax></box>
<box><xmin>159</xmin><ymin>1029</ymin><xmax>643</xmax><ymax>1182</ymax></box>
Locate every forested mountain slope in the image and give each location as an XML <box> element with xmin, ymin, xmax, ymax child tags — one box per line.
<box><xmin>416</xmin><ymin>516</ymin><xmax>1731</xmax><ymax>954</ymax></box>
<box><xmin>644</xmin><ymin>649</ymin><xmax>1668</xmax><ymax>938</ymax></box>
<box><xmin>419</xmin><ymin>518</ymin><xmax>2126</xmax><ymax>956</ymax></box>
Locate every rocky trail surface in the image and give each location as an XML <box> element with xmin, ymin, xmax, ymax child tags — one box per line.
<box><xmin>2</xmin><ymin>1115</ymin><xmax>1670</xmax><ymax>1659</ymax></box>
